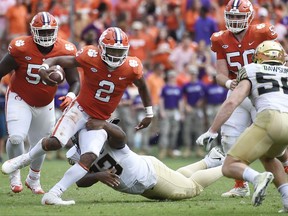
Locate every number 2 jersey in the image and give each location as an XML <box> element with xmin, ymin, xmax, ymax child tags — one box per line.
<box><xmin>237</xmin><ymin>63</ymin><xmax>288</xmax><ymax>113</ymax></box>
<box><xmin>8</xmin><ymin>36</ymin><xmax>76</xmax><ymax>107</ymax></box>
<box><xmin>75</xmin><ymin>46</ymin><xmax>143</xmax><ymax>120</ymax></box>
<box><xmin>210</xmin><ymin>23</ymin><xmax>277</xmax><ymax>79</ymax></box>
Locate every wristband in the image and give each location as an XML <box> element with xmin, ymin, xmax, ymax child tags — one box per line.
<box><xmin>66</xmin><ymin>92</ymin><xmax>76</xmax><ymax>100</ymax></box>
<box><xmin>145</xmin><ymin>106</ymin><xmax>154</xmax><ymax>118</ymax></box>
<box><xmin>39</xmin><ymin>63</ymin><xmax>49</xmax><ymax>70</ymax></box>
<box><xmin>225</xmin><ymin>80</ymin><xmax>232</xmax><ymax>89</ymax></box>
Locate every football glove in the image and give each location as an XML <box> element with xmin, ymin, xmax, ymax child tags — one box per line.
<box><xmin>196</xmin><ymin>131</ymin><xmax>218</xmax><ymax>151</ymax></box>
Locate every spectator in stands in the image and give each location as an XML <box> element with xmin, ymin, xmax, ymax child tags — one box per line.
<box><xmin>158</xmin><ymin>70</ymin><xmax>183</xmax><ymax>159</ymax></box>
<box><xmin>181</xmin><ymin>65</ymin><xmax>206</xmax><ymax>158</ymax></box>
<box><xmin>169</xmin><ymin>33</ymin><xmax>196</xmax><ymax>74</ymax></box>
<box><xmin>6</xmin><ymin>0</ymin><xmax>29</xmax><ymax>41</ymax></box>
<box><xmin>194</xmin><ymin>6</ymin><xmax>218</xmax><ymax>46</ymax></box>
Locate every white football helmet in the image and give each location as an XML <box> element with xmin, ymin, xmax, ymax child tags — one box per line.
<box><xmin>30</xmin><ymin>12</ymin><xmax>58</xmax><ymax>47</ymax></box>
<box><xmin>98</xmin><ymin>27</ymin><xmax>130</xmax><ymax>68</ymax></box>
<box><xmin>224</xmin><ymin>0</ymin><xmax>254</xmax><ymax>34</ymax></box>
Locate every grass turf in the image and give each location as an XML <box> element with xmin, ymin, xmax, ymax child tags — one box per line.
<box><xmin>0</xmin><ymin>155</ymin><xmax>283</xmax><ymax>216</ymax></box>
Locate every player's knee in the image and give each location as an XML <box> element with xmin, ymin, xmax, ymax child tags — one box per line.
<box><xmin>80</xmin><ymin>152</ymin><xmax>97</xmax><ymax>168</ymax></box>
<box><xmin>8</xmin><ymin>135</ymin><xmax>24</xmax><ymax>145</ymax></box>
<box><xmin>42</xmin><ymin>137</ymin><xmax>62</xmax><ymax>151</ymax></box>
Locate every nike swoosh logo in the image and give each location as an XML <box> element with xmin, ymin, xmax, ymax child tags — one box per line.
<box><xmin>249</xmin><ymin>41</ymin><xmax>255</xmax><ymax>46</ymax></box>
<box><xmin>211</xmin><ymin>157</ymin><xmax>222</xmax><ymax>161</ymax></box>
<box><xmin>119</xmin><ymin>77</ymin><xmax>126</xmax><ymax>80</ymax></box>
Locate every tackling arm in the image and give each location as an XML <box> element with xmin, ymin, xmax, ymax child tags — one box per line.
<box><xmin>209</xmin><ymin>80</ymin><xmax>251</xmax><ymax>133</ymax></box>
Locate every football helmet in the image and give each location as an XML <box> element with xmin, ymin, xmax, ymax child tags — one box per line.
<box><xmin>98</xmin><ymin>27</ymin><xmax>130</xmax><ymax>68</ymax></box>
<box><xmin>30</xmin><ymin>12</ymin><xmax>58</xmax><ymax>47</ymax></box>
<box><xmin>224</xmin><ymin>0</ymin><xmax>254</xmax><ymax>34</ymax></box>
<box><xmin>252</xmin><ymin>40</ymin><xmax>286</xmax><ymax>65</ymax></box>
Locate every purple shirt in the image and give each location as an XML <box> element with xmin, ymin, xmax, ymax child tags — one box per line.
<box><xmin>161</xmin><ymin>85</ymin><xmax>182</xmax><ymax>109</ymax></box>
<box><xmin>204</xmin><ymin>83</ymin><xmax>227</xmax><ymax>105</ymax></box>
<box><xmin>182</xmin><ymin>81</ymin><xmax>205</xmax><ymax>106</ymax></box>
<box><xmin>194</xmin><ymin>16</ymin><xmax>218</xmax><ymax>45</ymax></box>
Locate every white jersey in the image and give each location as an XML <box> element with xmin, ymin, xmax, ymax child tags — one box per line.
<box><xmin>238</xmin><ymin>63</ymin><xmax>288</xmax><ymax>113</ymax></box>
<box><xmin>92</xmin><ymin>143</ymin><xmax>157</xmax><ymax>194</ymax></box>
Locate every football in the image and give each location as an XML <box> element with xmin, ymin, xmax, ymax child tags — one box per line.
<box><xmin>48</xmin><ymin>65</ymin><xmax>65</xmax><ymax>84</ymax></box>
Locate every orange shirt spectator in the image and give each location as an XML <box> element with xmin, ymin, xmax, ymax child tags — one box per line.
<box><xmin>151</xmin><ymin>28</ymin><xmax>176</xmax><ymax>71</ymax></box>
<box><xmin>146</xmin><ymin>64</ymin><xmax>165</xmax><ymax>108</ymax></box>
<box><xmin>128</xmin><ymin>21</ymin><xmax>153</xmax><ymax>64</ymax></box>
<box><xmin>6</xmin><ymin>1</ymin><xmax>28</xmax><ymax>40</ymax></box>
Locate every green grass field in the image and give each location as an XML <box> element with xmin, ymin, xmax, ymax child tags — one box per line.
<box><xmin>0</xmin><ymin>154</ymin><xmax>284</xmax><ymax>216</ymax></box>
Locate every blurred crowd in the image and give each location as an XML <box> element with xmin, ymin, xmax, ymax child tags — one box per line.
<box><xmin>0</xmin><ymin>0</ymin><xmax>288</xmax><ymax>160</ymax></box>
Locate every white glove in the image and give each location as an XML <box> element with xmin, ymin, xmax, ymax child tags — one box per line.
<box><xmin>196</xmin><ymin>131</ymin><xmax>218</xmax><ymax>151</ymax></box>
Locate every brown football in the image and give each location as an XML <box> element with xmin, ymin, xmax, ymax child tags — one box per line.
<box><xmin>48</xmin><ymin>65</ymin><xmax>65</xmax><ymax>84</ymax></box>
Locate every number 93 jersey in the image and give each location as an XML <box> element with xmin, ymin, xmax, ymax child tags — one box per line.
<box><xmin>93</xmin><ymin>143</ymin><xmax>157</xmax><ymax>194</ymax></box>
<box><xmin>75</xmin><ymin>45</ymin><xmax>143</xmax><ymax>120</ymax></box>
<box><xmin>210</xmin><ymin>23</ymin><xmax>277</xmax><ymax>79</ymax></box>
<box><xmin>8</xmin><ymin>36</ymin><xmax>77</xmax><ymax>107</ymax></box>
<box><xmin>238</xmin><ymin>63</ymin><xmax>288</xmax><ymax>113</ymax></box>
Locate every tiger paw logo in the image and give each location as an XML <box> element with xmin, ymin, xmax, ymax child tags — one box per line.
<box><xmin>65</xmin><ymin>43</ymin><xmax>75</xmax><ymax>51</ymax></box>
<box><xmin>87</xmin><ymin>49</ymin><xmax>98</xmax><ymax>57</ymax></box>
<box><xmin>15</xmin><ymin>40</ymin><xmax>25</xmax><ymax>47</ymax></box>
<box><xmin>129</xmin><ymin>59</ymin><xmax>138</xmax><ymax>67</ymax></box>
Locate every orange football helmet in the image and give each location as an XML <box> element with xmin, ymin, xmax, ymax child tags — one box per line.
<box><xmin>253</xmin><ymin>40</ymin><xmax>286</xmax><ymax>65</ymax></box>
<box><xmin>30</xmin><ymin>12</ymin><xmax>58</xmax><ymax>47</ymax></box>
<box><xmin>98</xmin><ymin>27</ymin><xmax>130</xmax><ymax>68</ymax></box>
<box><xmin>224</xmin><ymin>0</ymin><xmax>254</xmax><ymax>34</ymax></box>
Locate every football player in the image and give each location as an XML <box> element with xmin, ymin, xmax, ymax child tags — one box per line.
<box><xmin>0</xmin><ymin>12</ymin><xmax>80</xmax><ymax>194</ymax></box>
<box><xmin>204</xmin><ymin>0</ymin><xmax>288</xmax><ymax>198</ymax></box>
<box><xmin>2</xmin><ymin>27</ymin><xmax>153</xmax><ymax>205</ymax></box>
<box><xmin>66</xmin><ymin>118</ymin><xmax>224</xmax><ymax>201</ymax></box>
<box><xmin>199</xmin><ymin>40</ymin><xmax>288</xmax><ymax>212</ymax></box>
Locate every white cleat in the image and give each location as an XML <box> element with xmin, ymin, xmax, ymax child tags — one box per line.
<box><xmin>41</xmin><ymin>192</ymin><xmax>75</xmax><ymax>205</ymax></box>
<box><xmin>25</xmin><ymin>177</ymin><xmax>45</xmax><ymax>194</ymax></box>
<box><xmin>278</xmin><ymin>208</ymin><xmax>288</xmax><ymax>213</ymax></box>
<box><xmin>221</xmin><ymin>181</ymin><xmax>250</xmax><ymax>197</ymax></box>
<box><xmin>252</xmin><ymin>172</ymin><xmax>274</xmax><ymax>207</ymax></box>
<box><xmin>2</xmin><ymin>153</ymin><xmax>31</xmax><ymax>175</ymax></box>
<box><xmin>203</xmin><ymin>146</ymin><xmax>225</xmax><ymax>168</ymax></box>
<box><xmin>9</xmin><ymin>170</ymin><xmax>23</xmax><ymax>193</ymax></box>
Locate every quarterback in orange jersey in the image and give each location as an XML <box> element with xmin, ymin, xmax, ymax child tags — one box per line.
<box><xmin>198</xmin><ymin>0</ymin><xmax>288</xmax><ymax>198</ymax></box>
<box><xmin>0</xmin><ymin>12</ymin><xmax>80</xmax><ymax>195</ymax></box>
<box><xmin>1</xmin><ymin>27</ymin><xmax>153</xmax><ymax>205</ymax></box>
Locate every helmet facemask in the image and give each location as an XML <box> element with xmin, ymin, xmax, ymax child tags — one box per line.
<box><xmin>224</xmin><ymin>11</ymin><xmax>253</xmax><ymax>33</ymax></box>
<box><xmin>31</xmin><ymin>27</ymin><xmax>58</xmax><ymax>47</ymax></box>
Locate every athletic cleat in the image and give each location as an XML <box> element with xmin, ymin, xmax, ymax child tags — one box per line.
<box><xmin>41</xmin><ymin>192</ymin><xmax>75</xmax><ymax>205</ymax></box>
<box><xmin>278</xmin><ymin>208</ymin><xmax>288</xmax><ymax>213</ymax></box>
<box><xmin>2</xmin><ymin>153</ymin><xmax>31</xmax><ymax>175</ymax></box>
<box><xmin>221</xmin><ymin>180</ymin><xmax>250</xmax><ymax>197</ymax></box>
<box><xmin>10</xmin><ymin>170</ymin><xmax>23</xmax><ymax>193</ymax></box>
<box><xmin>203</xmin><ymin>146</ymin><xmax>225</xmax><ymax>168</ymax></box>
<box><xmin>252</xmin><ymin>172</ymin><xmax>274</xmax><ymax>207</ymax></box>
<box><xmin>25</xmin><ymin>177</ymin><xmax>45</xmax><ymax>194</ymax></box>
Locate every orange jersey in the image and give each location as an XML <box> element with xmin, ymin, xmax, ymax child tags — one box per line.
<box><xmin>75</xmin><ymin>46</ymin><xmax>143</xmax><ymax>120</ymax></box>
<box><xmin>210</xmin><ymin>23</ymin><xmax>277</xmax><ymax>79</ymax></box>
<box><xmin>8</xmin><ymin>36</ymin><xmax>77</xmax><ymax>107</ymax></box>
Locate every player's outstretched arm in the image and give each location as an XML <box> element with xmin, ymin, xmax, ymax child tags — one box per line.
<box><xmin>133</xmin><ymin>77</ymin><xmax>153</xmax><ymax>130</ymax></box>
